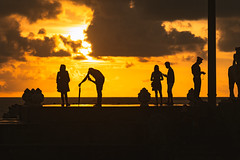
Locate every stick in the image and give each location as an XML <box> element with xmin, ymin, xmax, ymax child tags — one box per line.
<box><xmin>78</xmin><ymin>87</ymin><xmax>81</xmax><ymax>107</ymax></box>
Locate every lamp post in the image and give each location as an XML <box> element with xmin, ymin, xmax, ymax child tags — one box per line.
<box><xmin>208</xmin><ymin>0</ymin><xmax>216</xmax><ymax>106</ymax></box>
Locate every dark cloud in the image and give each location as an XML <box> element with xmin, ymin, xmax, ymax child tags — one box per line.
<box><xmin>29</xmin><ymin>35</ymin><xmax>73</xmax><ymax>57</ymax></box>
<box><xmin>73</xmin><ymin>56</ymin><xmax>87</xmax><ymax>60</ymax></box>
<box><xmin>59</xmin><ymin>35</ymin><xmax>82</xmax><ymax>53</ymax></box>
<box><xmin>135</xmin><ymin>0</ymin><xmax>240</xmax><ymax>20</ymax></box>
<box><xmin>217</xmin><ymin>18</ymin><xmax>240</xmax><ymax>52</ymax></box>
<box><xmin>216</xmin><ymin>0</ymin><xmax>240</xmax><ymax>18</ymax></box>
<box><xmin>71</xmin><ymin>0</ymin><xmax>240</xmax><ymax>55</ymax></box>
<box><xmin>135</xmin><ymin>0</ymin><xmax>208</xmax><ymax>21</ymax></box>
<box><xmin>85</xmin><ymin>1</ymin><xmax>207</xmax><ymax>57</ymax></box>
<box><xmin>38</xmin><ymin>28</ymin><xmax>46</xmax><ymax>35</ymax></box>
<box><xmin>125</xmin><ymin>62</ymin><xmax>134</xmax><ymax>68</ymax></box>
<box><xmin>216</xmin><ymin>1</ymin><xmax>240</xmax><ymax>52</ymax></box>
<box><xmin>138</xmin><ymin>57</ymin><xmax>150</xmax><ymax>62</ymax></box>
<box><xmin>0</xmin><ymin>17</ymin><xmax>29</xmax><ymax>63</ymax></box>
<box><xmin>182</xmin><ymin>55</ymin><xmax>195</xmax><ymax>62</ymax></box>
<box><xmin>0</xmin><ymin>0</ymin><xmax>62</xmax><ymax>22</ymax></box>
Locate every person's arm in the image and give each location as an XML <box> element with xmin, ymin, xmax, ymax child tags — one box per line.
<box><xmin>78</xmin><ymin>72</ymin><xmax>89</xmax><ymax>87</ymax></box>
<box><xmin>160</xmin><ymin>73</ymin><xmax>164</xmax><ymax>80</ymax></box>
<box><xmin>88</xmin><ymin>76</ymin><xmax>96</xmax><ymax>84</ymax></box>
<box><xmin>201</xmin><ymin>71</ymin><xmax>206</xmax><ymax>75</ymax></box>
<box><xmin>163</xmin><ymin>73</ymin><xmax>167</xmax><ymax>77</ymax></box>
<box><xmin>151</xmin><ymin>73</ymin><xmax>154</xmax><ymax>81</ymax></box>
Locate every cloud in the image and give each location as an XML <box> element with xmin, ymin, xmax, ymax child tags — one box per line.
<box><xmin>72</xmin><ymin>0</ymin><xmax>240</xmax><ymax>55</ymax></box>
<box><xmin>29</xmin><ymin>35</ymin><xmax>72</xmax><ymax>57</ymax></box>
<box><xmin>217</xmin><ymin>18</ymin><xmax>240</xmax><ymax>52</ymax></box>
<box><xmin>59</xmin><ymin>35</ymin><xmax>82</xmax><ymax>53</ymax></box>
<box><xmin>73</xmin><ymin>56</ymin><xmax>87</xmax><ymax>60</ymax></box>
<box><xmin>84</xmin><ymin>1</ymin><xmax>206</xmax><ymax>57</ymax></box>
<box><xmin>182</xmin><ymin>55</ymin><xmax>195</xmax><ymax>62</ymax></box>
<box><xmin>0</xmin><ymin>0</ymin><xmax>62</xmax><ymax>22</ymax></box>
<box><xmin>0</xmin><ymin>17</ymin><xmax>29</xmax><ymax>63</ymax></box>
<box><xmin>125</xmin><ymin>62</ymin><xmax>134</xmax><ymax>68</ymax></box>
<box><xmin>38</xmin><ymin>28</ymin><xmax>46</xmax><ymax>35</ymax></box>
<box><xmin>0</xmin><ymin>18</ymin><xmax>85</xmax><ymax>63</ymax></box>
<box><xmin>138</xmin><ymin>57</ymin><xmax>150</xmax><ymax>62</ymax></box>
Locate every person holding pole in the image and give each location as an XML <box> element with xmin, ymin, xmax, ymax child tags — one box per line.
<box><xmin>78</xmin><ymin>68</ymin><xmax>105</xmax><ymax>107</ymax></box>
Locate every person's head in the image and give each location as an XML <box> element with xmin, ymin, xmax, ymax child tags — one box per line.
<box><xmin>89</xmin><ymin>68</ymin><xmax>94</xmax><ymax>72</ymax></box>
<box><xmin>60</xmin><ymin>64</ymin><xmax>66</xmax><ymax>72</ymax></box>
<box><xmin>196</xmin><ymin>56</ymin><xmax>203</xmax><ymax>64</ymax></box>
<box><xmin>165</xmin><ymin>62</ymin><xmax>170</xmax><ymax>68</ymax></box>
<box><xmin>235</xmin><ymin>47</ymin><xmax>240</xmax><ymax>54</ymax></box>
<box><xmin>154</xmin><ymin>65</ymin><xmax>159</xmax><ymax>72</ymax></box>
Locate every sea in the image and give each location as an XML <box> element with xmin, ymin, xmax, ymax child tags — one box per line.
<box><xmin>0</xmin><ymin>97</ymin><xmax>227</xmax><ymax>118</ymax></box>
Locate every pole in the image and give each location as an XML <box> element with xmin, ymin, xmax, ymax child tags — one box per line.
<box><xmin>208</xmin><ymin>0</ymin><xmax>216</xmax><ymax>106</ymax></box>
<box><xmin>78</xmin><ymin>87</ymin><xmax>81</xmax><ymax>107</ymax></box>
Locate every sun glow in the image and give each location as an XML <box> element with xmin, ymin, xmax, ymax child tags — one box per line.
<box><xmin>17</xmin><ymin>0</ymin><xmax>96</xmax><ymax>61</ymax></box>
<box><xmin>67</xmin><ymin>26</ymin><xmax>87</xmax><ymax>41</ymax></box>
<box><xmin>67</xmin><ymin>25</ymin><xmax>94</xmax><ymax>60</ymax></box>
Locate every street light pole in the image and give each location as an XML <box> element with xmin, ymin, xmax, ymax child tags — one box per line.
<box><xmin>208</xmin><ymin>0</ymin><xmax>216</xmax><ymax>106</ymax></box>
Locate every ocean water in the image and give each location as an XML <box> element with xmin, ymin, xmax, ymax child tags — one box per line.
<box><xmin>0</xmin><ymin>97</ymin><xmax>227</xmax><ymax>118</ymax></box>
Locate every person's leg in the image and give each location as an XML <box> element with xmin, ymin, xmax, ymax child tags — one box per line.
<box><xmin>194</xmin><ymin>78</ymin><xmax>201</xmax><ymax>98</ymax></box>
<box><xmin>159</xmin><ymin>84</ymin><xmax>163</xmax><ymax>105</ymax></box>
<box><xmin>168</xmin><ymin>83</ymin><xmax>174</xmax><ymax>105</ymax></box>
<box><xmin>228</xmin><ymin>67</ymin><xmax>235</xmax><ymax>99</ymax></box>
<box><xmin>229</xmin><ymin>80</ymin><xmax>235</xmax><ymax>99</ymax></box>
<box><xmin>96</xmin><ymin>82</ymin><xmax>103</xmax><ymax>107</ymax></box>
<box><xmin>167</xmin><ymin>84</ymin><xmax>170</xmax><ymax>104</ymax></box>
<box><xmin>97</xmin><ymin>89</ymin><xmax>102</xmax><ymax>106</ymax></box>
<box><xmin>155</xmin><ymin>90</ymin><xmax>158</xmax><ymax>106</ymax></box>
<box><xmin>198</xmin><ymin>79</ymin><xmax>201</xmax><ymax>99</ymax></box>
<box><xmin>159</xmin><ymin>90</ymin><xmax>163</xmax><ymax>106</ymax></box>
<box><xmin>61</xmin><ymin>92</ymin><xmax>64</xmax><ymax>107</ymax></box>
<box><xmin>236</xmin><ymin>81</ymin><xmax>240</xmax><ymax>99</ymax></box>
<box><xmin>65</xmin><ymin>93</ymin><xmax>69</xmax><ymax>107</ymax></box>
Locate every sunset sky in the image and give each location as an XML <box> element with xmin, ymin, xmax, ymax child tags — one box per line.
<box><xmin>0</xmin><ymin>0</ymin><xmax>239</xmax><ymax>97</ymax></box>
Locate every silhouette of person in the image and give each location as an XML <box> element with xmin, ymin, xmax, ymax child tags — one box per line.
<box><xmin>191</xmin><ymin>57</ymin><xmax>206</xmax><ymax>100</ymax></box>
<box><xmin>229</xmin><ymin>47</ymin><xmax>240</xmax><ymax>99</ymax></box>
<box><xmin>79</xmin><ymin>68</ymin><xmax>105</xmax><ymax>107</ymax></box>
<box><xmin>151</xmin><ymin>65</ymin><xmax>164</xmax><ymax>106</ymax></box>
<box><xmin>56</xmin><ymin>64</ymin><xmax>70</xmax><ymax>107</ymax></box>
<box><xmin>163</xmin><ymin>62</ymin><xmax>175</xmax><ymax>105</ymax></box>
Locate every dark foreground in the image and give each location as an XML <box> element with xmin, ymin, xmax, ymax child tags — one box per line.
<box><xmin>0</xmin><ymin>103</ymin><xmax>240</xmax><ymax>160</ymax></box>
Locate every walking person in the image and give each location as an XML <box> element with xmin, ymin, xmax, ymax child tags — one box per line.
<box><xmin>79</xmin><ymin>68</ymin><xmax>105</xmax><ymax>107</ymax></box>
<box><xmin>163</xmin><ymin>62</ymin><xmax>175</xmax><ymax>105</ymax></box>
<box><xmin>56</xmin><ymin>64</ymin><xmax>70</xmax><ymax>107</ymax></box>
<box><xmin>151</xmin><ymin>65</ymin><xmax>164</xmax><ymax>106</ymax></box>
<box><xmin>191</xmin><ymin>57</ymin><xmax>206</xmax><ymax>101</ymax></box>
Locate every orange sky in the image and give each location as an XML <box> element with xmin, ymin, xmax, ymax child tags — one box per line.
<box><xmin>0</xmin><ymin>0</ymin><xmax>237</xmax><ymax>97</ymax></box>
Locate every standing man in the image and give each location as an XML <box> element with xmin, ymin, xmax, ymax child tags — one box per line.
<box><xmin>79</xmin><ymin>68</ymin><xmax>105</xmax><ymax>107</ymax></box>
<box><xmin>191</xmin><ymin>57</ymin><xmax>206</xmax><ymax>100</ymax></box>
<box><xmin>163</xmin><ymin>62</ymin><xmax>175</xmax><ymax>105</ymax></box>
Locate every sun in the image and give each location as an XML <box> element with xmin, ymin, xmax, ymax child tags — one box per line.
<box><xmin>68</xmin><ymin>26</ymin><xmax>87</xmax><ymax>41</ymax></box>
<box><xmin>67</xmin><ymin>25</ymin><xmax>98</xmax><ymax>61</ymax></box>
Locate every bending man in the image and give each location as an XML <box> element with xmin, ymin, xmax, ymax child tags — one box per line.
<box><xmin>79</xmin><ymin>68</ymin><xmax>105</xmax><ymax>107</ymax></box>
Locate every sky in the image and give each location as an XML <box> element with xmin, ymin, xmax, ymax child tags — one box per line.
<box><xmin>0</xmin><ymin>0</ymin><xmax>239</xmax><ymax>97</ymax></box>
